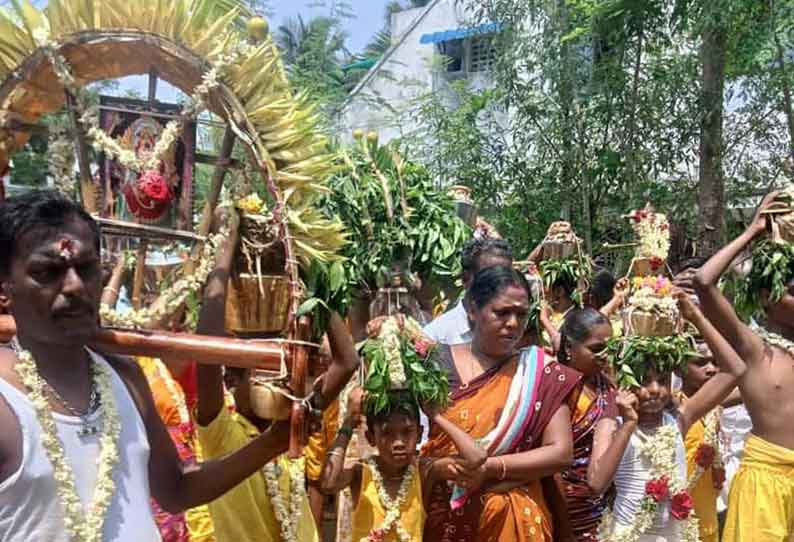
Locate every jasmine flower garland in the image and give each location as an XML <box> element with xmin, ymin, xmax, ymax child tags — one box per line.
<box><xmin>13</xmin><ymin>345</ymin><xmax>121</xmax><ymax>542</ymax></box>
<box><xmin>362</xmin><ymin>458</ymin><xmax>415</xmax><ymax>542</ymax></box>
<box><xmin>99</xmin><ymin>226</ymin><xmax>229</xmax><ymax>328</ymax></box>
<box><xmin>35</xmin><ymin>27</ymin><xmax>243</xmax><ymax>175</ymax></box>
<box><xmin>686</xmin><ymin>407</ymin><xmax>723</xmax><ymax>490</ymax></box>
<box><xmin>598</xmin><ymin>424</ymin><xmax>699</xmax><ymax>542</ymax></box>
<box><xmin>263</xmin><ymin>456</ymin><xmax>306</xmax><ymax>542</ymax></box>
<box><xmin>361</xmin><ymin>316</ymin><xmax>449</xmax><ymax>417</ymax></box>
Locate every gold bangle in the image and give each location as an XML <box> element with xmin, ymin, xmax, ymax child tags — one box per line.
<box><xmin>103</xmin><ymin>286</ymin><xmax>119</xmax><ymax>295</ymax></box>
<box><xmin>497</xmin><ymin>457</ymin><xmax>507</xmax><ymax>481</ymax></box>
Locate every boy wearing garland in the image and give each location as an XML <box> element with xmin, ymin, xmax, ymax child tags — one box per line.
<box><xmin>0</xmin><ymin>190</ymin><xmax>315</xmax><ymax>541</ymax></box>
<box><xmin>194</xmin><ymin>208</ymin><xmax>360</xmax><ymax>542</ymax></box>
<box><xmin>321</xmin><ymin>316</ymin><xmax>486</xmax><ymax>542</ymax></box>
<box><xmin>673</xmin><ymin>340</ymin><xmax>727</xmax><ymax>542</ymax></box>
<box><xmin>694</xmin><ymin>190</ymin><xmax>794</xmax><ymax>542</ymax></box>
<box><xmin>587</xmin><ymin>292</ymin><xmax>741</xmax><ymax>542</ymax></box>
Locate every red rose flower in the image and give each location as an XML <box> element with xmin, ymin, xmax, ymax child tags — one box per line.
<box><xmin>139</xmin><ymin>170</ymin><xmax>172</xmax><ymax>202</ymax></box>
<box><xmin>645</xmin><ymin>476</ymin><xmax>669</xmax><ymax>502</ymax></box>
<box><xmin>712</xmin><ymin>466</ymin><xmax>726</xmax><ymax>490</ymax></box>
<box><xmin>670</xmin><ymin>491</ymin><xmax>694</xmax><ymax>520</ymax></box>
<box><xmin>369</xmin><ymin>529</ymin><xmax>386</xmax><ymax>541</ymax></box>
<box><xmin>650</xmin><ymin>256</ymin><xmax>663</xmax><ymax>269</ymax></box>
<box><xmin>414</xmin><ymin>339</ymin><xmax>431</xmax><ymax>358</ymax></box>
<box><xmin>695</xmin><ymin>443</ymin><xmax>716</xmax><ymax>469</ymax></box>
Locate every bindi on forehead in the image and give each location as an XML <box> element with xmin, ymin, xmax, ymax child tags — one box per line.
<box><xmin>28</xmin><ymin>235</ymin><xmax>96</xmax><ymax>263</ymax></box>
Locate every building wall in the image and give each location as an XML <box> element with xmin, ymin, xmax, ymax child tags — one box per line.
<box><xmin>337</xmin><ymin>0</ymin><xmax>483</xmax><ymax>145</ymax></box>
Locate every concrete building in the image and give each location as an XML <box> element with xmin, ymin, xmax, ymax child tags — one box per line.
<box><xmin>337</xmin><ymin>0</ymin><xmax>499</xmax><ymax>144</ymax></box>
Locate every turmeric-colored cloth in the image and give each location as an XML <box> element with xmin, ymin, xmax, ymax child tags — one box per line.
<box><xmin>676</xmin><ymin>394</ymin><xmax>720</xmax><ymax>542</ymax></box>
<box><xmin>305</xmin><ymin>399</ymin><xmax>340</xmax><ymax>481</ymax></box>
<box><xmin>541</xmin><ymin>307</ymin><xmax>573</xmax><ymax>347</ymax></box>
<box><xmin>137</xmin><ymin>357</ymin><xmax>215</xmax><ymax>542</ymax></box>
<box><xmin>560</xmin><ymin>373</ymin><xmax>616</xmax><ymax>542</ymax></box>
<box><xmin>722</xmin><ymin>434</ymin><xmax>794</xmax><ymax>542</ymax></box>
<box><xmin>351</xmin><ymin>460</ymin><xmax>426</xmax><ymax>542</ymax></box>
<box><xmin>422</xmin><ymin>346</ymin><xmax>582</xmax><ymax>542</ymax></box>
<box><xmin>197</xmin><ymin>404</ymin><xmax>319</xmax><ymax>542</ymax></box>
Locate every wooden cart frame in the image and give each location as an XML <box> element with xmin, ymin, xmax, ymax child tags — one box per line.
<box><xmin>0</xmin><ymin>4</ymin><xmax>345</xmax><ymax>456</ymax></box>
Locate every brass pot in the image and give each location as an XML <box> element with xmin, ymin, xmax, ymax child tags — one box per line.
<box><xmin>542</xmin><ymin>241</ymin><xmax>576</xmax><ymax>260</ymax></box>
<box><xmin>250</xmin><ymin>382</ymin><xmax>292</xmax><ymax>421</ymax></box>
<box><xmin>629</xmin><ymin>310</ymin><xmax>675</xmax><ymax>337</ymax></box>
<box><xmin>225</xmin><ymin>274</ymin><xmax>291</xmax><ymax>334</ymax></box>
<box><xmin>448</xmin><ymin>185</ymin><xmax>472</xmax><ymax>202</ymax></box>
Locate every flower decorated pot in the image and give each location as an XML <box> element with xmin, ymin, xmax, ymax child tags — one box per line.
<box><xmin>225</xmin><ymin>274</ymin><xmax>291</xmax><ymax>334</ymax></box>
<box><xmin>122</xmin><ymin>170</ymin><xmax>174</xmax><ymax>223</ymax></box>
<box><xmin>250</xmin><ymin>382</ymin><xmax>292</xmax><ymax>420</ymax></box>
<box><xmin>447</xmin><ymin>185</ymin><xmax>472</xmax><ymax>203</ymax></box>
<box><xmin>628</xmin><ymin>256</ymin><xmax>665</xmax><ymax>278</ymax></box>
<box><xmin>629</xmin><ymin>310</ymin><xmax>676</xmax><ymax>337</ymax></box>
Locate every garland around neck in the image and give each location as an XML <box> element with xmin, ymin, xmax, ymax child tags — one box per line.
<box><xmin>362</xmin><ymin>458</ymin><xmax>415</xmax><ymax>542</ymax></box>
<box><xmin>12</xmin><ymin>344</ymin><xmax>122</xmax><ymax>542</ymax></box>
<box><xmin>752</xmin><ymin>323</ymin><xmax>794</xmax><ymax>358</ymax></box>
<box><xmin>598</xmin><ymin>423</ymin><xmax>700</xmax><ymax>542</ymax></box>
<box><xmin>263</xmin><ymin>456</ymin><xmax>306</xmax><ymax>542</ymax></box>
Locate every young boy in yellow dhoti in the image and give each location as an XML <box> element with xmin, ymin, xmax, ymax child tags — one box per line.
<box><xmin>674</xmin><ymin>341</ymin><xmax>727</xmax><ymax>542</ymax></box>
<box><xmin>694</xmin><ymin>190</ymin><xmax>794</xmax><ymax>542</ymax></box>
<box><xmin>194</xmin><ymin>211</ymin><xmax>360</xmax><ymax>542</ymax></box>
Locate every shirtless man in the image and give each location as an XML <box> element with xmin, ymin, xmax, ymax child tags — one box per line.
<box><xmin>0</xmin><ymin>190</ymin><xmax>292</xmax><ymax>541</ymax></box>
<box><xmin>694</xmin><ymin>191</ymin><xmax>794</xmax><ymax>542</ymax></box>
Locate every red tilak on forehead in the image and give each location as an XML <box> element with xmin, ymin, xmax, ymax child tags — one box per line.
<box><xmin>59</xmin><ymin>238</ymin><xmax>76</xmax><ymax>261</ymax></box>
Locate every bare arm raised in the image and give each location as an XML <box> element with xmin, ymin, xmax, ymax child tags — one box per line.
<box><xmin>693</xmin><ymin>194</ymin><xmax>778</xmax><ymax>366</ymax></box>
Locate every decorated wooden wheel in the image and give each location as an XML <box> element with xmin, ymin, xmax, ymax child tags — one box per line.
<box><xmin>0</xmin><ymin>0</ymin><xmax>347</xmax><ymax>455</ymax></box>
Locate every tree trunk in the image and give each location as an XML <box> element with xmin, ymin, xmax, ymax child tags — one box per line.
<box><xmin>774</xmin><ymin>31</ymin><xmax>794</xmax><ymax>163</ymax></box>
<box><xmin>557</xmin><ymin>0</ymin><xmax>576</xmax><ymax>221</ymax></box>
<box><xmin>697</xmin><ymin>25</ymin><xmax>727</xmax><ymax>257</ymax></box>
<box><xmin>624</xmin><ymin>27</ymin><xmax>644</xmax><ymax>187</ymax></box>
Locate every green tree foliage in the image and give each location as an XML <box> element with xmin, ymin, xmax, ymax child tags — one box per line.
<box><xmin>402</xmin><ymin>0</ymin><xmax>794</xmax><ymax>265</ymax></box>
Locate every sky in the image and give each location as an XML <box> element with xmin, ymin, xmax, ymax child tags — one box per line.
<box><xmin>267</xmin><ymin>0</ymin><xmax>394</xmax><ymax>54</ymax></box>
<box><xmin>21</xmin><ymin>0</ymin><xmax>396</xmax><ymax>105</ymax></box>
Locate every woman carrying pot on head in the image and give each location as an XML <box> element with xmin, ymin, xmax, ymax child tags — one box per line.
<box><xmin>555</xmin><ymin>308</ymin><xmax>617</xmax><ymax>541</ymax></box>
<box><xmin>422</xmin><ymin>265</ymin><xmax>583</xmax><ymax>542</ymax></box>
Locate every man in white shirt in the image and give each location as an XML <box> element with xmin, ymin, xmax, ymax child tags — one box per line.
<box><xmin>423</xmin><ymin>238</ymin><xmax>513</xmax><ymax>345</ymax></box>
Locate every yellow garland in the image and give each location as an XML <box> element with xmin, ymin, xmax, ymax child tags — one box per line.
<box><xmin>13</xmin><ymin>346</ymin><xmax>121</xmax><ymax>542</ymax></box>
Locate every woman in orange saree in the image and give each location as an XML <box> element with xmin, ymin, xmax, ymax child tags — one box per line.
<box><xmin>422</xmin><ymin>266</ymin><xmax>582</xmax><ymax>542</ymax></box>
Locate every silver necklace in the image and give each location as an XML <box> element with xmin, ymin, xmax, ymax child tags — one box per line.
<box><xmin>10</xmin><ymin>337</ymin><xmax>102</xmax><ymax>438</ymax></box>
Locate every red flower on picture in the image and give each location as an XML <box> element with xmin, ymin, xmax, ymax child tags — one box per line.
<box><xmin>645</xmin><ymin>476</ymin><xmax>669</xmax><ymax>502</ymax></box>
<box><xmin>650</xmin><ymin>256</ymin><xmax>664</xmax><ymax>269</ymax></box>
<box><xmin>139</xmin><ymin>170</ymin><xmax>172</xmax><ymax>202</ymax></box>
<box><xmin>695</xmin><ymin>443</ymin><xmax>716</xmax><ymax>469</ymax></box>
<box><xmin>670</xmin><ymin>491</ymin><xmax>694</xmax><ymax>520</ymax></box>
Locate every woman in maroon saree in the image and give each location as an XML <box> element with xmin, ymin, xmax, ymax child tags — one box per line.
<box><xmin>422</xmin><ymin>266</ymin><xmax>582</xmax><ymax>542</ymax></box>
<box><xmin>556</xmin><ymin>308</ymin><xmax>617</xmax><ymax>541</ymax></box>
